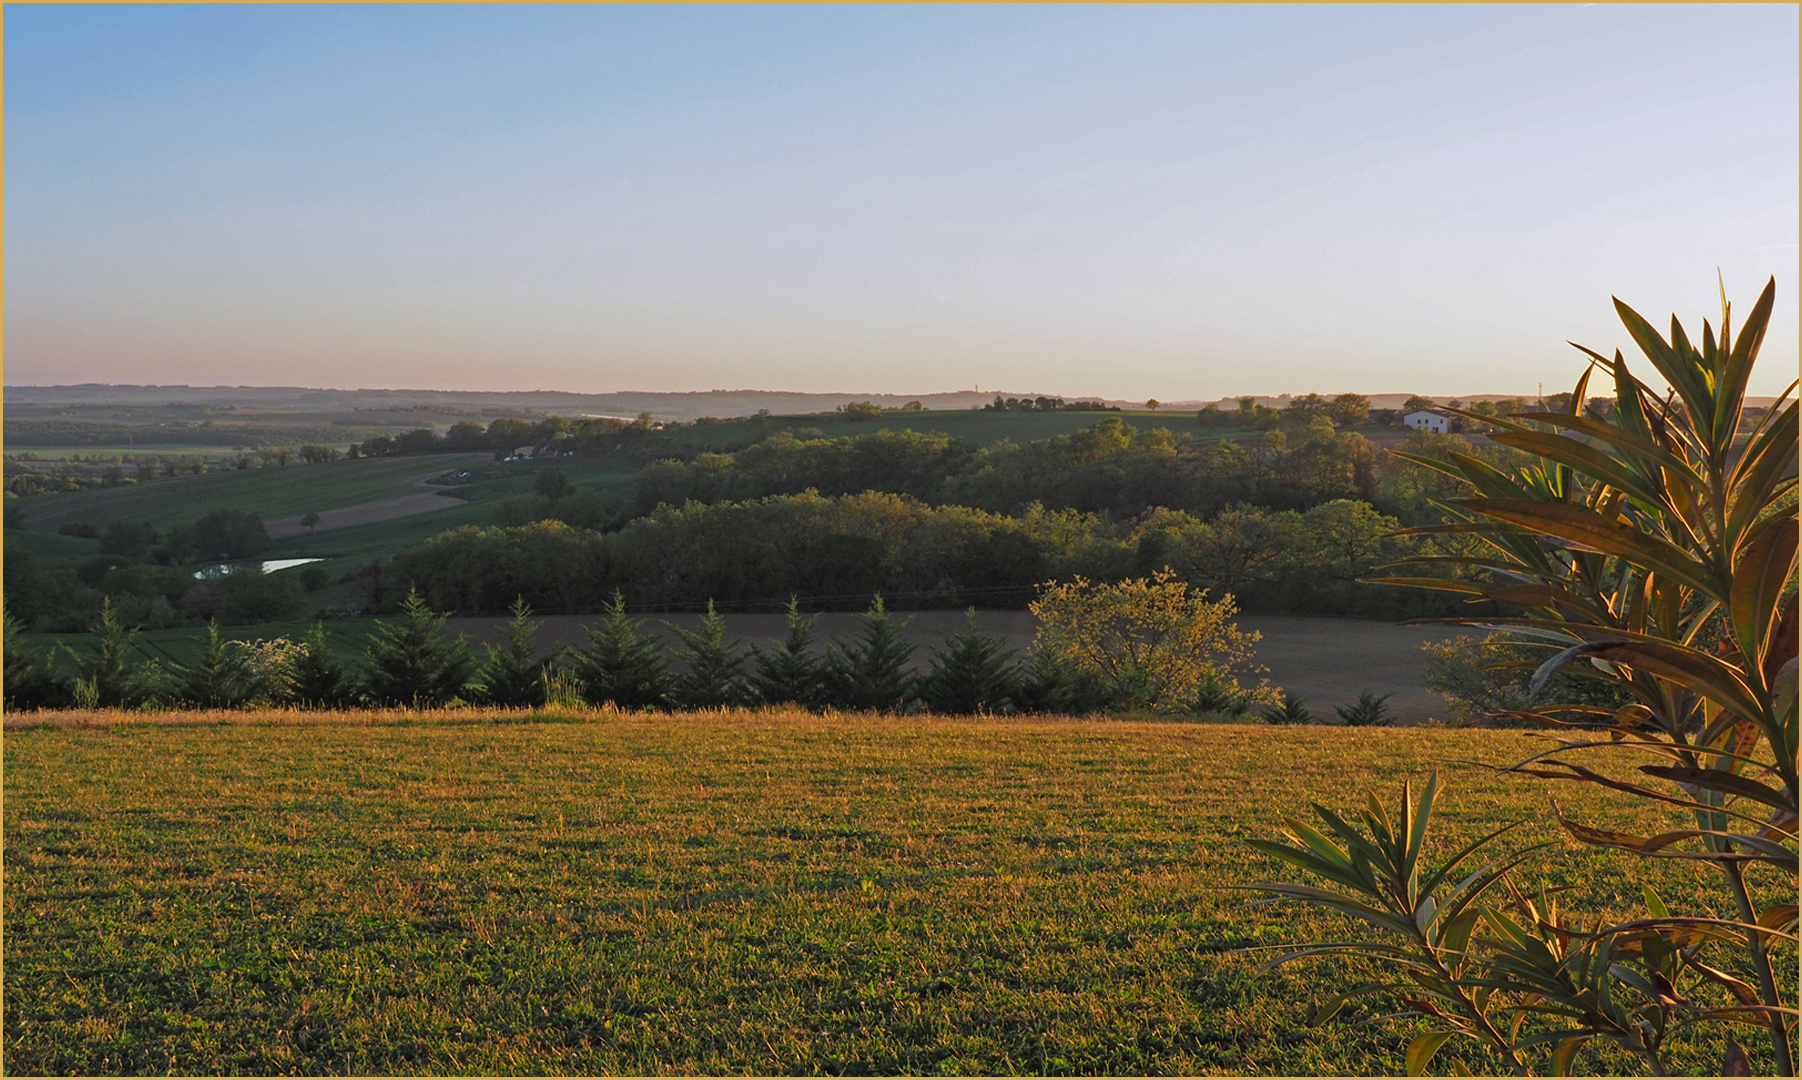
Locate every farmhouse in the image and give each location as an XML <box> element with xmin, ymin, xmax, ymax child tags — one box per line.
<box><xmin>1402</xmin><ymin>409</ymin><xmax>1451</xmax><ymax>434</ymax></box>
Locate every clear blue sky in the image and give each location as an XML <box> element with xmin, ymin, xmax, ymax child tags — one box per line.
<box><xmin>5</xmin><ymin>4</ymin><xmax>1796</xmax><ymax>399</ymax></box>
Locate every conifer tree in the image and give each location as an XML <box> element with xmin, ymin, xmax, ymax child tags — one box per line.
<box><xmin>667</xmin><ymin>600</ymin><xmax>749</xmax><ymax>709</ymax></box>
<box><xmin>3</xmin><ymin>606</ymin><xmax>68</xmax><ymax>710</ymax></box>
<box><xmin>750</xmin><ymin>596</ymin><xmax>826</xmax><ymax>709</ymax></box>
<box><xmin>1014</xmin><ymin>647</ymin><xmax>1113</xmax><ymax>715</ymax></box>
<box><xmin>291</xmin><ymin>621</ymin><xmax>351</xmax><ymax>708</ymax></box>
<box><xmin>174</xmin><ymin>620</ymin><xmax>252</xmax><ymax>707</ymax></box>
<box><xmin>919</xmin><ymin>608</ymin><xmax>1017</xmax><ymax>715</ymax></box>
<box><xmin>572</xmin><ymin>591</ymin><xmax>669</xmax><ymax>709</ymax></box>
<box><xmin>361</xmin><ymin>588</ymin><xmax>475</xmax><ymax>707</ymax></box>
<box><xmin>478</xmin><ymin>597</ymin><xmax>548</xmax><ymax>707</ymax></box>
<box><xmin>61</xmin><ymin>597</ymin><xmax>160</xmax><ymax>708</ymax></box>
<box><xmin>824</xmin><ymin>595</ymin><xmax>917</xmax><ymax>713</ymax></box>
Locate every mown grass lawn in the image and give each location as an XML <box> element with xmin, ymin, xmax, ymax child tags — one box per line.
<box><xmin>3</xmin><ymin>709</ymin><xmax>1773</xmax><ymax>1075</ymax></box>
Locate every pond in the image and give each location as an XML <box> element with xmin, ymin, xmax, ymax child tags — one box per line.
<box><xmin>192</xmin><ymin>557</ymin><xmax>323</xmax><ymax>580</ymax></box>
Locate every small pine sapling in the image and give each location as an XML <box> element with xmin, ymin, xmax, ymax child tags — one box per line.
<box><xmin>824</xmin><ymin>595</ymin><xmax>917</xmax><ymax>713</ymax></box>
<box><xmin>750</xmin><ymin>596</ymin><xmax>826</xmax><ymax>709</ymax></box>
<box><xmin>572</xmin><ymin>591</ymin><xmax>670</xmax><ymax>709</ymax></box>
<box><xmin>1259</xmin><ymin>692</ymin><xmax>1313</xmax><ymax>725</ymax></box>
<box><xmin>173</xmin><ymin>620</ymin><xmax>253</xmax><ymax>708</ymax></box>
<box><xmin>361</xmin><ymin>588</ymin><xmax>476</xmax><ymax>707</ymax></box>
<box><xmin>1013</xmin><ymin>647</ymin><xmax>1113</xmax><ymax>716</ymax></box>
<box><xmin>919</xmin><ymin>608</ymin><xmax>1016</xmax><ymax>715</ymax></box>
<box><xmin>1333</xmin><ymin>690</ymin><xmax>1393</xmax><ymax>727</ymax></box>
<box><xmin>60</xmin><ymin>598</ymin><xmax>161</xmax><ymax>708</ymax></box>
<box><xmin>478</xmin><ymin>597</ymin><xmax>548</xmax><ymax>708</ymax></box>
<box><xmin>668</xmin><ymin>600</ymin><xmax>751</xmax><ymax>709</ymax></box>
<box><xmin>291</xmin><ymin>622</ymin><xmax>352</xmax><ymax>708</ymax></box>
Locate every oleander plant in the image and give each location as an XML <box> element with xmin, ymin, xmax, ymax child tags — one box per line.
<box><xmin>1245</xmin><ymin>278</ymin><xmax>1797</xmax><ymax>1075</ymax></box>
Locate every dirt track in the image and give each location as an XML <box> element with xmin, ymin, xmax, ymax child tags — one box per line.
<box><xmin>444</xmin><ymin>610</ymin><xmax>1473</xmax><ymax>725</ymax></box>
<box><xmin>266</xmin><ymin>492</ymin><xmax>464</xmax><ymax>538</ymax></box>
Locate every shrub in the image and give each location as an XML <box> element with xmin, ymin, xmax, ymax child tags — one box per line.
<box><xmin>291</xmin><ymin>622</ymin><xmax>352</xmax><ymax>708</ymax></box>
<box><xmin>1186</xmin><ymin>667</ymin><xmax>1257</xmax><ymax>718</ymax></box>
<box><xmin>1013</xmin><ymin>647</ymin><xmax>1114</xmax><ymax>716</ymax></box>
<box><xmin>1264</xmin><ymin>277</ymin><xmax>1798</xmax><ymax>1073</ymax></box>
<box><xmin>1030</xmin><ymin>569</ymin><xmax>1268</xmax><ymax>712</ymax></box>
<box><xmin>59</xmin><ymin>597</ymin><xmax>161</xmax><ymax>708</ymax></box>
<box><xmin>2</xmin><ymin>608</ymin><xmax>68</xmax><ymax>710</ymax></box>
<box><xmin>171</xmin><ymin>621</ymin><xmax>255</xmax><ymax>708</ymax></box>
<box><xmin>1422</xmin><ymin>631</ymin><xmax>1632</xmax><ymax>726</ymax></box>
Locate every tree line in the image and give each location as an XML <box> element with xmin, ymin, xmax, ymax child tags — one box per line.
<box><xmin>388</xmin><ymin>489</ymin><xmax>1480</xmax><ymax>620</ymax></box>
<box><xmin>4</xmin><ymin>574</ymin><xmax>1281</xmax><ymax>719</ymax></box>
<box><xmin>623</xmin><ymin>417</ymin><xmax>1482</xmax><ymax>525</ymax></box>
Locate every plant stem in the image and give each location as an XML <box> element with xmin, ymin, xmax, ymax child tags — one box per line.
<box><xmin>1725</xmin><ymin>861</ymin><xmax>1795</xmax><ymax>1075</ymax></box>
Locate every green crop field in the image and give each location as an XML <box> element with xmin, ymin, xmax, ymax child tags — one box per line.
<box><xmin>10</xmin><ymin>454</ymin><xmax>496</xmax><ymax>533</ymax></box>
<box><xmin>4</xmin><ymin>710</ymin><xmax>1769</xmax><ymax>1076</ymax></box>
<box><xmin>5</xmin><ymin>445</ymin><xmax>240</xmax><ymax>459</ymax></box>
<box><xmin>3</xmin><ymin>528</ymin><xmax>102</xmax><ymax>564</ymax></box>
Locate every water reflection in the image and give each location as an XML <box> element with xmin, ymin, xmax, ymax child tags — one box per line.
<box><xmin>193</xmin><ymin>557</ymin><xmax>323</xmax><ymax>580</ymax></box>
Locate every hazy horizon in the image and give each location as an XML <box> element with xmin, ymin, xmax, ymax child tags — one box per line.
<box><xmin>6</xmin><ymin>5</ymin><xmax>1797</xmax><ymax>398</ymax></box>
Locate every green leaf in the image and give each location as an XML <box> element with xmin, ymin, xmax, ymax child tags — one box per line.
<box><xmin>1406</xmin><ymin>1031</ymin><xmax>1455</xmax><ymax>1076</ymax></box>
<box><xmin>1518</xmin><ymin>410</ymin><xmax>1702</xmax><ymax>491</ymax></box>
<box><xmin>1363</xmin><ymin>577</ymin><xmax>1489</xmax><ymax>595</ymax></box>
<box><xmin>1529</xmin><ymin>639</ymin><xmax>1765</xmax><ymax>725</ymax></box>
<box><xmin>1728</xmin><ymin>513</ymin><xmax>1797</xmax><ymax>669</ymax></box>
<box><xmin>1454</xmin><ymin>498</ymin><xmax>1721</xmax><ymax>599</ymax></box>
<box><xmin>1405</xmin><ymin>772</ymin><xmax>1437</xmax><ymax>876</ymax></box>
<box><xmin>1484</xmin><ymin>428</ymin><xmax>1669</xmax><ymax>510</ymax></box>
<box><xmin>1613</xmin><ymin>295</ymin><xmax>1712</xmax><ymax>424</ymax></box>
<box><xmin>1549</xmin><ymin>1035</ymin><xmax>1590</xmax><ymax>1076</ymax></box>
<box><xmin>1712</xmin><ymin>279</ymin><xmax>1775</xmax><ymax>448</ymax></box>
<box><xmin>1637</xmin><ymin>765</ymin><xmax>1793</xmax><ymax>814</ymax></box>
<box><xmin>1724</xmin><ymin>399</ymin><xmax>1798</xmax><ymax>543</ymax></box>
<box><xmin>1552</xmin><ymin>809</ymin><xmax>1651</xmax><ymax>853</ymax></box>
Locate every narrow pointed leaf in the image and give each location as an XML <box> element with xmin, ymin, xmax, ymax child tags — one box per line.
<box><xmin>1455</xmin><ymin>498</ymin><xmax>1720</xmax><ymax>598</ymax></box>
<box><xmin>1405</xmin><ymin>1032</ymin><xmax>1454</xmax><ymax>1076</ymax></box>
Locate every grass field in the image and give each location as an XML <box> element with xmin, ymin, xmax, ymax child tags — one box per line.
<box><xmin>4</xmin><ymin>709</ymin><xmax>1775</xmax><ymax>1075</ymax></box>
<box><xmin>6</xmin><ymin>445</ymin><xmax>241</xmax><ymax>459</ymax></box>
<box><xmin>10</xmin><ymin>454</ymin><xmax>495</xmax><ymax>533</ymax></box>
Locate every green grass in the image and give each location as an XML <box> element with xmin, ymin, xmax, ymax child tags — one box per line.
<box><xmin>4</xmin><ymin>711</ymin><xmax>1771</xmax><ymax>1076</ymax></box>
<box><xmin>9</xmin><ymin>454</ymin><xmax>494</xmax><ymax>533</ymax></box>
<box><xmin>2</xmin><ymin>527</ymin><xmax>101</xmax><ymax>563</ymax></box>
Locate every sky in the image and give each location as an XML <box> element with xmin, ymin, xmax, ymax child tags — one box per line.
<box><xmin>4</xmin><ymin>4</ymin><xmax>1797</xmax><ymax>400</ymax></box>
